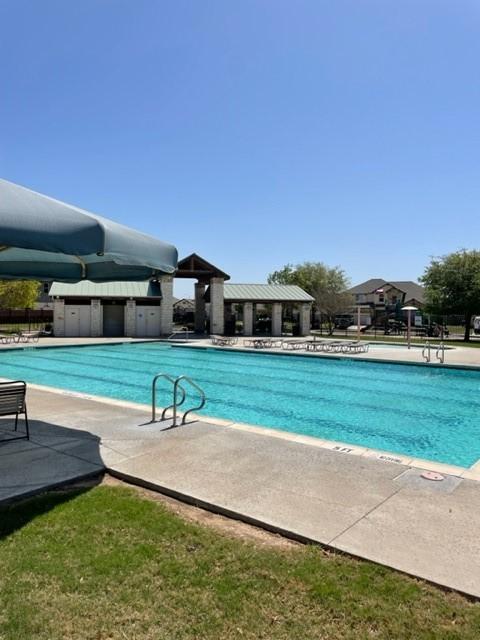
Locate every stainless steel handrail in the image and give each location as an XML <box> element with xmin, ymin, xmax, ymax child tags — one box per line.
<box><xmin>161</xmin><ymin>383</ymin><xmax>187</xmax><ymax>421</ymax></box>
<box><xmin>436</xmin><ymin>342</ymin><xmax>445</xmax><ymax>363</ymax></box>
<box><xmin>151</xmin><ymin>373</ymin><xmax>184</xmax><ymax>422</ymax></box>
<box><xmin>173</xmin><ymin>375</ymin><xmax>206</xmax><ymax>426</ymax></box>
<box><xmin>422</xmin><ymin>342</ymin><xmax>431</xmax><ymax>362</ymax></box>
<box><xmin>167</xmin><ymin>327</ymin><xmax>190</xmax><ymax>341</ymax></box>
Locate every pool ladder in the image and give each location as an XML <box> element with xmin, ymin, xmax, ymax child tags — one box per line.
<box><xmin>167</xmin><ymin>327</ymin><xmax>190</xmax><ymax>342</ymax></box>
<box><xmin>151</xmin><ymin>373</ymin><xmax>206</xmax><ymax>426</ymax></box>
<box><xmin>422</xmin><ymin>342</ymin><xmax>445</xmax><ymax>363</ymax></box>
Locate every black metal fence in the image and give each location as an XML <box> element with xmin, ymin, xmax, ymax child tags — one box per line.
<box><xmin>0</xmin><ymin>309</ymin><xmax>53</xmax><ymax>334</ymax></box>
<box><xmin>314</xmin><ymin>312</ymin><xmax>479</xmax><ymax>341</ymax></box>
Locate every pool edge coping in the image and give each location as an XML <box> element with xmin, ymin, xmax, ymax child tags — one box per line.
<box><xmin>9</xmin><ymin>378</ymin><xmax>479</xmax><ymax>482</ymax></box>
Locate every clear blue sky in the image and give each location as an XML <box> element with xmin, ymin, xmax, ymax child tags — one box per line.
<box><xmin>1</xmin><ymin>1</ymin><xmax>479</xmax><ymax>298</ymax></box>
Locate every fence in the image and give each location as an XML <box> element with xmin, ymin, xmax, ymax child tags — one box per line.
<box><xmin>314</xmin><ymin>312</ymin><xmax>478</xmax><ymax>341</ymax></box>
<box><xmin>0</xmin><ymin>309</ymin><xmax>53</xmax><ymax>334</ymax></box>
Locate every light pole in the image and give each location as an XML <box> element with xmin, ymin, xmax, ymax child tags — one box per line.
<box><xmin>401</xmin><ymin>305</ymin><xmax>418</xmax><ymax>349</ymax></box>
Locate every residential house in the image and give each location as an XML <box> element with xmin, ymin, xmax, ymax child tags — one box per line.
<box><xmin>348</xmin><ymin>279</ymin><xmax>425</xmax><ymax>326</ymax></box>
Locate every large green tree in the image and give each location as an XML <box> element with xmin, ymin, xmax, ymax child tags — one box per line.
<box><xmin>268</xmin><ymin>262</ymin><xmax>353</xmax><ymax>334</ymax></box>
<box><xmin>0</xmin><ymin>281</ymin><xmax>40</xmax><ymax>309</ymax></box>
<box><xmin>420</xmin><ymin>250</ymin><xmax>480</xmax><ymax>341</ymax></box>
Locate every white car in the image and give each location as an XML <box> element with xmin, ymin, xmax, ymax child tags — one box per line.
<box><xmin>474</xmin><ymin>316</ymin><xmax>480</xmax><ymax>335</ymax></box>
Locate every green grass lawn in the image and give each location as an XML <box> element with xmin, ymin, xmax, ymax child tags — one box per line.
<box><xmin>1</xmin><ymin>484</ymin><xmax>480</xmax><ymax>640</ymax></box>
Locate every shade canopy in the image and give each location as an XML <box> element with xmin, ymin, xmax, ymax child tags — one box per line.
<box><xmin>0</xmin><ymin>178</ymin><xmax>178</xmax><ymax>282</ymax></box>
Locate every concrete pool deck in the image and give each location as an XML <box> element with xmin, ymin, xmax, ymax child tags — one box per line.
<box><xmin>1</xmin><ymin>334</ymin><xmax>479</xmax><ymax>368</ymax></box>
<box><xmin>1</xmin><ymin>385</ymin><xmax>480</xmax><ymax>599</ymax></box>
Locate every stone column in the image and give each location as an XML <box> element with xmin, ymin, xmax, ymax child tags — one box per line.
<box><xmin>299</xmin><ymin>303</ymin><xmax>312</xmax><ymax>336</ymax></box>
<box><xmin>243</xmin><ymin>302</ymin><xmax>254</xmax><ymax>336</ymax></box>
<box><xmin>125</xmin><ymin>300</ymin><xmax>136</xmax><ymax>337</ymax></box>
<box><xmin>194</xmin><ymin>282</ymin><xmax>206</xmax><ymax>333</ymax></box>
<box><xmin>53</xmin><ymin>299</ymin><xmax>65</xmax><ymax>337</ymax></box>
<box><xmin>90</xmin><ymin>299</ymin><xmax>102</xmax><ymax>337</ymax></box>
<box><xmin>209</xmin><ymin>277</ymin><xmax>224</xmax><ymax>335</ymax></box>
<box><xmin>271</xmin><ymin>302</ymin><xmax>283</xmax><ymax>337</ymax></box>
<box><xmin>159</xmin><ymin>275</ymin><xmax>174</xmax><ymax>335</ymax></box>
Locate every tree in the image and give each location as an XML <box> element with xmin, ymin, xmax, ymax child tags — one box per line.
<box><xmin>420</xmin><ymin>250</ymin><xmax>480</xmax><ymax>342</ymax></box>
<box><xmin>0</xmin><ymin>281</ymin><xmax>40</xmax><ymax>309</ymax></box>
<box><xmin>268</xmin><ymin>262</ymin><xmax>353</xmax><ymax>334</ymax></box>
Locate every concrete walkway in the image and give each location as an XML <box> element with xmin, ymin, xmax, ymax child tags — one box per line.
<box><xmin>1</xmin><ymin>335</ymin><xmax>479</xmax><ymax>368</ymax></box>
<box><xmin>1</xmin><ymin>386</ymin><xmax>480</xmax><ymax>598</ymax></box>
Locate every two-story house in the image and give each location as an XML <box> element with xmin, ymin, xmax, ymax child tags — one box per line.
<box><xmin>348</xmin><ymin>279</ymin><xmax>425</xmax><ymax>326</ymax></box>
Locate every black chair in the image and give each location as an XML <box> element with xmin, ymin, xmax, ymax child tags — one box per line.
<box><xmin>0</xmin><ymin>381</ymin><xmax>29</xmax><ymax>442</ymax></box>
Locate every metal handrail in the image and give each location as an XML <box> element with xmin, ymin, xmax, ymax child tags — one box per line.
<box><xmin>173</xmin><ymin>375</ymin><xmax>206</xmax><ymax>426</ymax></box>
<box><xmin>151</xmin><ymin>373</ymin><xmax>185</xmax><ymax>422</ymax></box>
<box><xmin>422</xmin><ymin>342</ymin><xmax>431</xmax><ymax>362</ymax></box>
<box><xmin>436</xmin><ymin>342</ymin><xmax>445</xmax><ymax>364</ymax></box>
<box><xmin>167</xmin><ymin>327</ymin><xmax>190</xmax><ymax>341</ymax></box>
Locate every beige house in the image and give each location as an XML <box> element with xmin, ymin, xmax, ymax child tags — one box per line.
<box><xmin>348</xmin><ymin>279</ymin><xmax>425</xmax><ymax>325</ymax></box>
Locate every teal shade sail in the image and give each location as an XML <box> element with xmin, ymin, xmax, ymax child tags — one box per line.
<box><xmin>0</xmin><ymin>178</ymin><xmax>177</xmax><ymax>281</ymax></box>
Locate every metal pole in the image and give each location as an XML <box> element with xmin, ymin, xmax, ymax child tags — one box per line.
<box><xmin>357</xmin><ymin>306</ymin><xmax>361</xmax><ymax>341</ymax></box>
<box><xmin>407</xmin><ymin>310</ymin><xmax>411</xmax><ymax>349</ymax></box>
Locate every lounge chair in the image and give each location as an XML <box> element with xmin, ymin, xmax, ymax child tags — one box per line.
<box><xmin>282</xmin><ymin>340</ymin><xmax>309</xmax><ymax>351</ymax></box>
<box><xmin>305</xmin><ymin>340</ymin><xmax>329</xmax><ymax>352</ymax></box>
<box><xmin>267</xmin><ymin>338</ymin><xmax>284</xmax><ymax>348</ymax></box>
<box><xmin>210</xmin><ymin>335</ymin><xmax>238</xmax><ymax>346</ymax></box>
<box><xmin>322</xmin><ymin>341</ymin><xmax>345</xmax><ymax>352</ymax></box>
<box><xmin>0</xmin><ymin>381</ymin><xmax>29</xmax><ymax>442</ymax></box>
<box><xmin>243</xmin><ymin>338</ymin><xmax>284</xmax><ymax>349</ymax></box>
<box><xmin>348</xmin><ymin>341</ymin><xmax>370</xmax><ymax>354</ymax></box>
<box><xmin>327</xmin><ymin>340</ymin><xmax>370</xmax><ymax>354</ymax></box>
<box><xmin>17</xmin><ymin>330</ymin><xmax>40</xmax><ymax>343</ymax></box>
<box><xmin>0</xmin><ymin>333</ymin><xmax>18</xmax><ymax>344</ymax></box>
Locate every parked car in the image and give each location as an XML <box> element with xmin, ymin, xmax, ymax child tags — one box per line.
<box><xmin>334</xmin><ymin>314</ymin><xmax>354</xmax><ymax>329</ymax></box>
<box><xmin>474</xmin><ymin>316</ymin><xmax>480</xmax><ymax>335</ymax></box>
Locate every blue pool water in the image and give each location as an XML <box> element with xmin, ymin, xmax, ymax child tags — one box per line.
<box><xmin>1</xmin><ymin>343</ymin><xmax>479</xmax><ymax>467</ymax></box>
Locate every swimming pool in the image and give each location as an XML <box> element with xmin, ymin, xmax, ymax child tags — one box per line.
<box><xmin>1</xmin><ymin>342</ymin><xmax>479</xmax><ymax>467</ymax></box>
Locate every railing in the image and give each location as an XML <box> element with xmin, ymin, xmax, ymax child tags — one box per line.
<box><xmin>151</xmin><ymin>372</ymin><xmax>205</xmax><ymax>426</ymax></box>
<box><xmin>436</xmin><ymin>342</ymin><xmax>445</xmax><ymax>364</ymax></box>
<box><xmin>151</xmin><ymin>373</ymin><xmax>180</xmax><ymax>422</ymax></box>
<box><xmin>422</xmin><ymin>341</ymin><xmax>445</xmax><ymax>364</ymax></box>
<box><xmin>167</xmin><ymin>327</ymin><xmax>190</xmax><ymax>342</ymax></box>
<box><xmin>173</xmin><ymin>375</ymin><xmax>206</xmax><ymax>426</ymax></box>
<box><xmin>422</xmin><ymin>342</ymin><xmax>431</xmax><ymax>362</ymax></box>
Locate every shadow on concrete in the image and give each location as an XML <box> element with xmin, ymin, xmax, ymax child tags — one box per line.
<box><xmin>0</xmin><ymin>419</ymin><xmax>105</xmax><ymax>525</ymax></box>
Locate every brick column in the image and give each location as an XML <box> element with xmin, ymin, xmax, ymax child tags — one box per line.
<box><xmin>272</xmin><ymin>302</ymin><xmax>283</xmax><ymax>336</ymax></box>
<box><xmin>194</xmin><ymin>282</ymin><xmax>206</xmax><ymax>333</ymax></box>
<box><xmin>159</xmin><ymin>275</ymin><xmax>174</xmax><ymax>335</ymax></box>
<box><xmin>209</xmin><ymin>277</ymin><xmax>224</xmax><ymax>335</ymax></box>
<box><xmin>90</xmin><ymin>299</ymin><xmax>102</xmax><ymax>337</ymax></box>
<box><xmin>299</xmin><ymin>303</ymin><xmax>312</xmax><ymax>337</ymax></box>
<box><xmin>243</xmin><ymin>302</ymin><xmax>254</xmax><ymax>336</ymax></box>
<box><xmin>53</xmin><ymin>299</ymin><xmax>65</xmax><ymax>337</ymax></box>
<box><xmin>125</xmin><ymin>300</ymin><xmax>136</xmax><ymax>337</ymax></box>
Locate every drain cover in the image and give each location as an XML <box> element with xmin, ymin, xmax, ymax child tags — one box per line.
<box><xmin>420</xmin><ymin>471</ymin><xmax>445</xmax><ymax>481</ymax></box>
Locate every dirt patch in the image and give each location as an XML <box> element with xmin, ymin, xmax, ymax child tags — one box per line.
<box><xmin>102</xmin><ymin>474</ymin><xmax>299</xmax><ymax>550</ymax></box>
